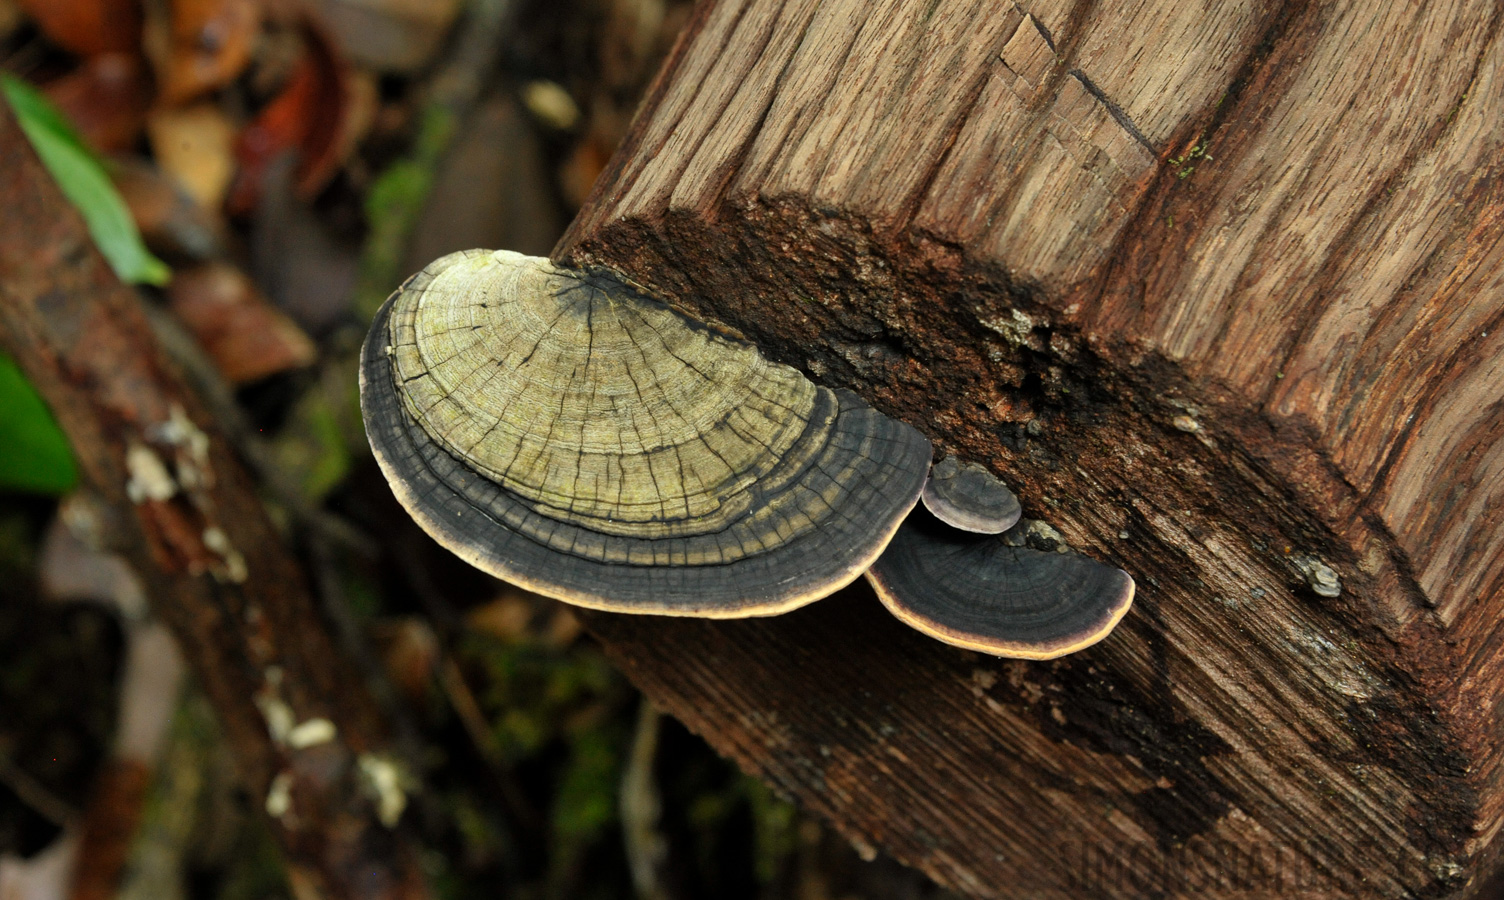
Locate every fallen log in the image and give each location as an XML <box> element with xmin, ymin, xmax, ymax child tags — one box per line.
<box><xmin>556</xmin><ymin>2</ymin><xmax>1504</xmax><ymax>897</ymax></box>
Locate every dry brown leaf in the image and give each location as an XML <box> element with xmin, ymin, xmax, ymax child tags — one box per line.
<box><xmin>143</xmin><ymin>0</ymin><xmax>260</xmax><ymax>105</ymax></box>
<box><xmin>466</xmin><ymin>592</ymin><xmax>536</xmax><ymax>644</ymax></box>
<box><xmin>312</xmin><ymin>0</ymin><xmax>459</xmax><ymax>74</ymax></box>
<box><xmin>465</xmin><ymin>586</ymin><xmax>574</xmax><ymax>646</ymax></box>
<box><xmin>145</xmin><ymin>101</ymin><xmax>236</xmax><ymax>211</ymax></box>
<box><xmin>0</xmin><ymin>1</ymin><xmax>24</xmax><ymax>42</ymax></box>
<box><xmin>65</xmin><ymin>755</ymin><xmax>150</xmax><ymax>900</ymax></box>
<box><xmin>369</xmin><ymin>618</ymin><xmax>439</xmax><ymax>704</ymax></box>
<box><xmin>341</xmin><ymin>67</ymin><xmax>378</xmax><ymax>168</ymax></box>
<box><xmin>41</xmin><ymin>53</ymin><xmax>152</xmax><ymax>154</ymax></box>
<box><xmin>166</xmin><ymin>261</ymin><xmax>318</xmax><ymax>384</ymax></box>
<box><xmin>110</xmin><ymin>156</ymin><xmax>223</xmax><ymax>261</ymax></box>
<box><xmin>15</xmin><ymin>0</ymin><xmax>140</xmax><ymax>56</ymax></box>
<box><xmin>227</xmin><ymin>17</ymin><xmax>350</xmax><ymax>214</ymax></box>
<box><xmin>247</xmin><ymin>154</ymin><xmax>359</xmax><ymax>333</ymax></box>
<box><xmin>543</xmin><ymin>607</ymin><xmax>582</xmax><ymax>649</ymax></box>
<box><xmin>559</xmin><ymin>130</ymin><xmax>615</xmax><ymax>211</ymax></box>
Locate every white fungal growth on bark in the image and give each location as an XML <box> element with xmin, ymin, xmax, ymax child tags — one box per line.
<box><xmin>358</xmin><ymin>754</ymin><xmax>408</xmax><ymax>827</ymax></box>
<box><xmin>286</xmin><ymin>718</ymin><xmax>338</xmax><ymax>750</ymax></box>
<box><xmin>125</xmin><ymin>443</ymin><xmax>177</xmax><ymax>503</ymax></box>
<box><xmin>256</xmin><ymin>694</ymin><xmax>296</xmax><ymax>744</ymax></box>
<box><xmin>978</xmin><ymin>308</ymin><xmax>1041</xmax><ymax>348</ymax></box>
<box><xmin>201</xmin><ymin>526</ymin><xmax>249</xmax><ymax>583</ymax></box>
<box><xmin>1023</xmin><ymin>520</ymin><xmax>1071</xmax><ymax>554</ymax></box>
<box><xmin>265</xmin><ymin>771</ymin><xmax>294</xmax><ymax>818</ymax></box>
<box><xmin>255</xmin><ymin>668</ymin><xmax>296</xmax><ymax>744</ymax></box>
<box><xmin>150</xmin><ymin>404</ymin><xmax>213</xmax><ymax>490</ymax></box>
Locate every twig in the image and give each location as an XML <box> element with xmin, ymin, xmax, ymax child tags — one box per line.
<box><xmin>620</xmin><ymin>699</ymin><xmax>671</xmax><ymax>900</ymax></box>
<box><xmin>435</xmin><ymin>657</ymin><xmax>540</xmax><ymax>831</ymax></box>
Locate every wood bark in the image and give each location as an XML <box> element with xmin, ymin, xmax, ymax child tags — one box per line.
<box><xmin>557</xmin><ymin>2</ymin><xmax>1504</xmax><ymax>897</ymax></box>
<box><xmin>0</xmin><ymin>102</ymin><xmax>431</xmax><ymax>900</ymax></box>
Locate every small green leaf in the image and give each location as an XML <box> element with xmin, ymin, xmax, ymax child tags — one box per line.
<box><xmin>0</xmin><ymin>354</ymin><xmax>78</xmax><ymax>495</ymax></box>
<box><xmin>1</xmin><ymin>74</ymin><xmax>170</xmax><ymax>286</ymax></box>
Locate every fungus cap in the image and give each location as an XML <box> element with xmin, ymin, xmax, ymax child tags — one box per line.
<box><xmin>921</xmin><ymin>456</ymin><xmax>1022</xmax><ymax>534</ymax></box>
<box><xmin>866</xmin><ymin>507</ymin><xmax>1134</xmax><ymax>659</ymax></box>
<box><xmin>360</xmin><ymin>249</ymin><xmax>932</xmax><ymax>616</ymax></box>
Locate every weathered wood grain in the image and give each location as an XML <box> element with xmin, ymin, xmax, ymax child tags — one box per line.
<box><xmin>556</xmin><ymin>1</ymin><xmax>1504</xmax><ymax>897</ymax></box>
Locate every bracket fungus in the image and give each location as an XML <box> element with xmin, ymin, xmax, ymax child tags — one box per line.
<box><xmin>359</xmin><ymin>249</ymin><xmax>933</xmax><ymax>616</ymax></box>
<box><xmin>921</xmin><ymin>456</ymin><xmax>1022</xmax><ymax>534</ymax></box>
<box><xmin>866</xmin><ymin>506</ymin><xmax>1135</xmax><ymax>659</ymax></box>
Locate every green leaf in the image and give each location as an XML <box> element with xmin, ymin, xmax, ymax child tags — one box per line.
<box><xmin>0</xmin><ymin>354</ymin><xmax>78</xmax><ymax>495</ymax></box>
<box><xmin>1</xmin><ymin>74</ymin><xmax>170</xmax><ymax>286</ymax></box>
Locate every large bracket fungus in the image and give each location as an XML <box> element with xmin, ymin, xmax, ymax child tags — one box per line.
<box><xmin>360</xmin><ymin>249</ymin><xmax>932</xmax><ymax>616</ymax></box>
<box><xmin>360</xmin><ymin>249</ymin><xmax>1135</xmax><ymax>657</ymax></box>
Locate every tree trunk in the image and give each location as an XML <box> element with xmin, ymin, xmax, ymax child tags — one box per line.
<box><xmin>556</xmin><ymin>2</ymin><xmax>1504</xmax><ymax>897</ymax></box>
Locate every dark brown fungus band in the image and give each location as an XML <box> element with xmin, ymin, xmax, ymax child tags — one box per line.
<box><xmin>359</xmin><ymin>249</ymin><xmax>933</xmax><ymax>616</ymax></box>
<box><xmin>922</xmin><ymin>456</ymin><xmax>1022</xmax><ymax>534</ymax></box>
<box><xmin>867</xmin><ymin>507</ymin><xmax>1135</xmax><ymax>659</ymax></box>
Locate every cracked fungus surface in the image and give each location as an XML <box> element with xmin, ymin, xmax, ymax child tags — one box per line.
<box><xmin>361</xmin><ymin>249</ymin><xmax>932</xmax><ymax>615</ymax></box>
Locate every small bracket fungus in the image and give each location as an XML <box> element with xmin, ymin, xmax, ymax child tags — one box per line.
<box><xmin>867</xmin><ymin>507</ymin><xmax>1135</xmax><ymax>659</ymax></box>
<box><xmin>922</xmin><ymin>456</ymin><xmax>1022</xmax><ymax>534</ymax></box>
<box><xmin>1291</xmin><ymin>553</ymin><xmax>1342</xmax><ymax>598</ymax></box>
<box><xmin>360</xmin><ymin>250</ymin><xmax>932</xmax><ymax>616</ymax></box>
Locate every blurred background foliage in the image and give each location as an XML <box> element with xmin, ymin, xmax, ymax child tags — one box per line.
<box><xmin>0</xmin><ymin>0</ymin><xmax>957</xmax><ymax>897</ymax></box>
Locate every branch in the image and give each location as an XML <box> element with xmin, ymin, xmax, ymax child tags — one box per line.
<box><xmin>0</xmin><ymin>99</ymin><xmax>432</xmax><ymax>900</ymax></box>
